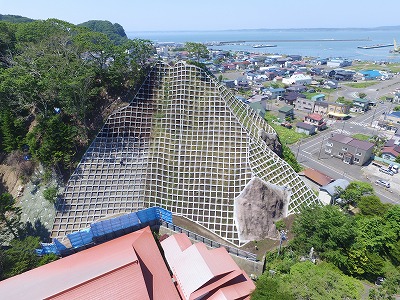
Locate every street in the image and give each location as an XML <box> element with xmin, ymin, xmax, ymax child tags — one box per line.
<box><xmin>290</xmin><ymin>102</ymin><xmax>399</xmax><ymax>205</ymax></box>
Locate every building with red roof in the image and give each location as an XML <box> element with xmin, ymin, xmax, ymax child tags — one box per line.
<box><xmin>0</xmin><ymin>227</ymin><xmax>180</xmax><ymax>300</ymax></box>
<box><xmin>304</xmin><ymin>113</ymin><xmax>327</xmax><ymax>131</ymax></box>
<box><xmin>161</xmin><ymin>233</ymin><xmax>255</xmax><ymax>300</ymax></box>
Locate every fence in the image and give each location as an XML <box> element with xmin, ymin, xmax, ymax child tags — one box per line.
<box><xmin>37</xmin><ymin>206</ymin><xmax>171</xmax><ymax>256</ymax></box>
<box><xmin>161</xmin><ymin>221</ymin><xmax>258</xmax><ymax>261</ymax></box>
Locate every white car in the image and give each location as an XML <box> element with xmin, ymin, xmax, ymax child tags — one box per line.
<box><xmin>375</xmin><ymin>179</ymin><xmax>390</xmax><ymax>188</ymax></box>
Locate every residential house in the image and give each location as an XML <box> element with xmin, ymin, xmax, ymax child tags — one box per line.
<box><xmin>222</xmin><ymin>80</ymin><xmax>235</xmax><ymax>88</ymax></box>
<box><xmin>278</xmin><ymin>106</ymin><xmax>294</xmax><ymax>121</ymax></box>
<box><xmin>221</xmin><ymin>63</ymin><xmax>236</xmax><ymax>71</ymax></box>
<box><xmin>262</xmin><ymin>87</ymin><xmax>286</xmax><ymax>99</ymax></box>
<box><xmin>381</xmin><ymin>140</ymin><xmax>400</xmax><ymax>161</ymax></box>
<box><xmin>327</xmin><ymin>58</ymin><xmax>352</xmax><ymax>68</ymax></box>
<box><xmin>234</xmin><ymin>77</ymin><xmax>250</xmax><ymax>89</ymax></box>
<box><xmin>313</xmin><ymin>101</ymin><xmax>329</xmax><ymax>115</ymax></box>
<box><xmin>325</xmin><ymin>133</ymin><xmax>374</xmax><ymax>165</ymax></box>
<box><xmin>233</xmin><ymin>60</ymin><xmax>251</xmax><ymax>70</ymax></box>
<box><xmin>295</xmin><ymin>97</ymin><xmax>316</xmax><ymax>112</ymax></box>
<box><xmin>328</xmin><ymin>69</ymin><xmax>355</xmax><ymax>81</ymax></box>
<box><xmin>381</xmin><ymin>145</ymin><xmax>400</xmax><ymax>161</ymax></box>
<box><xmin>248</xmin><ymin>94</ymin><xmax>269</xmax><ymax>103</ymax></box>
<box><xmin>296</xmin><ymin>122</ymin><xmax>316</xmax><ymax>135</ymax></box>
<box><xmin>282</xmin><ymin>73</ymin><xmax>312</xmax><ymax>85</ymax></box>
<box><xmin>282</xmin><ymin>92</ymin><xmax>305</xmax><ymax>105</ymax></box>
<box><xmin>352</xmin><ymin>98</ymin><xmax>370</xmax><ymax>112</ymax></box>
<box><xmin>319</xmin><ymin>179</ymin><xmax>350</xmax><ymax>205</ymax></box>
<box><xmin>304</xmin><ymin>113</ymin><xmax>327</xmax><ymax>131</ymax></box>
<box><xmin>311</xmin><ymin>94</ymin><xmax>325</xmax><ymax>102</ymax></box>
<box><xmin>385</xmin><ymin>111</ymin><xmax>400</xmax><ymax>125</ymax></box>
<box><xmin>324</xmin><ymin>79</ymin><xmax>339</xmax><ymax>89</ymax></box>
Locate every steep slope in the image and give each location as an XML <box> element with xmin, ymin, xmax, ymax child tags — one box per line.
<box><xmin>52</xmin><ymin>61</ymin><xmax>320</xmax><ymax>245</ymax></box>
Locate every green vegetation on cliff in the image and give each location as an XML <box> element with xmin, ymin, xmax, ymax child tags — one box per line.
<box><xmin>78</xmin><ymin>20</ymin><xmax>128</xmax><ymax>45</ymax></box>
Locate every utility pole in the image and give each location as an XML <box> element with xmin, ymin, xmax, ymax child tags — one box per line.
<box><xmin>318</xmin><ymin>136</ymin><xmax>325</xmax><ymax>160</ymax></box>
<box><xmin>296</xmin><ymin>139</ymin><xmax>302</xmax><ymax>160</ymax></box>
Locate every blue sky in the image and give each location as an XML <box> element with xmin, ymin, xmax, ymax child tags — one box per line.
<box><xmin>1</xmin><ymin>0</ymin><xmax>400</xmax><ymax>31</ymax></box>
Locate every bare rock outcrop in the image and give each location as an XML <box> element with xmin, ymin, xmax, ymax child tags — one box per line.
<box><xmin>258</xmin><ymin>129</ymin><xmax>282</xmax><ymax>157</ymax></box>
<box><xmin>234</xmin><ymin>177</ymin><xmax>290</xmax><ymax>243</ymax></box>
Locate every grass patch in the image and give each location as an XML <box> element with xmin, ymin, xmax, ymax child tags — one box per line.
<box><xmin>265</xmin><ymin>113</ymin><xmax>307</xmax><ymax>145</ymax></box>
<box><xmin>348</xmin><ymin>62</ymin><xmax>400</xmax><ymax>73</ymax></box>
<box><xmin>344</xmin><ymin>81</ymin><xmax>379</xmax><ymax>88</ymax></box>
<box><xmin>352</xmin><ymin>133</ymin><xmax>370</xmax><ymax>141</ymax></box>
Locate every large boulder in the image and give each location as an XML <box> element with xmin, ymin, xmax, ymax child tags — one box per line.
<box><xmin>258</xmin><ymin>129</ymin><xmax>282</xmax><ymax>157</ymax></box>
<box><xmin>234</xmin><ymin>177</ymin><xmax>290</xmax><ymax>243</ymax></box>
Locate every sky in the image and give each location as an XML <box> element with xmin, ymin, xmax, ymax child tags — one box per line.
<box><xmin>1</xmin><ymin>0</ymin><xmax>400</xmax><ymax>32</ymax></box>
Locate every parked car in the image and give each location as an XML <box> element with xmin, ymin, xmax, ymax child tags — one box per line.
<box><xmin>375</xmin><ymin>179</ymin><xmax>390</xmax><ymax>188</ymax></box>
<box><xmin>379</xmin><ymin>168</ymin><xmax>394</xmax><ymax>176</ymax></box>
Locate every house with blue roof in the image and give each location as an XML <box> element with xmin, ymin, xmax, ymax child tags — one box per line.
<box><xmin>386</xmin><ymin>111</ymin><xmax>400</xmax><ymax>125</ymax></box>
<box><xmin>262</xmin><ymin>87</ymin><xmax>286</xmax><ymax>99</ymax></box>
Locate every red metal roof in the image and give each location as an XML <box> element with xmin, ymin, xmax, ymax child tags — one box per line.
<box><xmin>161</xmin><ymin>233</ymin><xmax>255</xmax><ymax>300</ymax></box>
<box><xmin>0</xmin><ymin>227</ymin><xmax>180</xmax><ymax>300</ymax></box>
<box><xmin>306</xmin><ymin>113</ymin><xmax>323</xmax><ymax>121</ymax></box>
<box><xmin>300</xmin><ymin>168</ymin><xmax>333</xmax><ymax>186</ymax></box>
<box><xmin>382</xmin><ymin>146</ymin><xmax>400</xmax><ymax>157</ymax></box>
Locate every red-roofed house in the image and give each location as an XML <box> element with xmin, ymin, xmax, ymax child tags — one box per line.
<box><xmin>304</xmin><ymin>113</ymin><xmax>327</xmax><ymax>131</ymax></box>
<box><xmin>0</xmin><ymin>227</ymin><xmax>180</xmax><ymax>300</ymax></box>
<box><xmin>382</xmin><ymin>145</ymin><xmax>400</xmax><ymax>161</ymax></box>
<box><xmin>161</xmin><ymin>233</ymin><xmax>255</xmax><ymax>300</ymax></box>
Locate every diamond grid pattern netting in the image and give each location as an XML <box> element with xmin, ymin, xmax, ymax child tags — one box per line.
<box><xmin>51</xmin><ymin>61</ymin><xmax>320</xmax><ymax>245</ymax></box>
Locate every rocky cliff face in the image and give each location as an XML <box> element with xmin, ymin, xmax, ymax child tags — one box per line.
<box><xmin>234</xmin><ymin>177</ymin><xmax>289</xmax><ymax>243</ymax></box>
<box><xmin>258</xmin><ymin>129</ymin><xmax>282</xmax><ymax>157</ymax></box>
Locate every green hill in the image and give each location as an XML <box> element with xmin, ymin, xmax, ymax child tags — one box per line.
<box><xmin>0</xmin><ymin>14</ymin><xmax>34</xmax><ymax>23</ymax></box>
<box><xmin>77</xmin><ymin>20</ymin><xmax>128</xmax><ymax>45</ymax></box>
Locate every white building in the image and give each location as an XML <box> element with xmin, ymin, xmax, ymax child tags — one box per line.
<box><xmin>282</xmin><ymin>73</ymin><xmax>312</xmax><ymax>85</ymax></box>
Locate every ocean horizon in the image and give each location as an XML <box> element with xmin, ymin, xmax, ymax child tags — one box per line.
<box><xmin>127</xmin><ymin>27</ymin><xmax>400</xmax><ymax>62</ymax></box>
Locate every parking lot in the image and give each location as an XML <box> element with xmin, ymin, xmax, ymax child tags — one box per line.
<box><xmin>362</xmin><ymin>163</ymin><xmax>400</xmax><ymax>203</ymax></box>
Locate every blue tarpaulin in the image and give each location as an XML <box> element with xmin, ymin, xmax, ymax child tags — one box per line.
<box><xmin>91</xmin><ymin>212</ymin><xmax>140</xmax><ymax>237</ymax></box>
<box><xmin>68</xmin><ymin>228</ymin><xmax>94</xmax><ymax>248</ymax></box>
<box><xmin>136</xmin><ymin>207</ymin><xmax>159</xmax><ymax>223</ymax></box>
<box><xmin>157</xmin><ymin>207</ymin><xmax>173</xmax><ymax>223</ymax></box>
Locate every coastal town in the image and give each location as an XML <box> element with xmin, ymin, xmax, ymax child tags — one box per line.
<box><xmin>154</xmin><ymin>43</ymin><xmax>400</xmax><ymax>205</ymax></box>
<box><xmin>0</xmin><ymin>13</ymin><xmax>400</xmax><ymax>299</ymax></box>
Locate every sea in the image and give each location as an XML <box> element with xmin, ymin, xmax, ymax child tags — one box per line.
<box><xmin>127</xmin><ymin>28</ymin><xmax>400</xmax><ymax>63</ymax></box>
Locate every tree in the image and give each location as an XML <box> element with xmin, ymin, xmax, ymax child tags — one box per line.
<box><xmin>43</xmin><ymin>186</ymin><xmax>59</xmax><ymax>204</ymax></box>
<box><xmin>252</xmin><ymin>261</ymin><xmax>363</xmax><ymax>300</ymax></box>
<box><xmin>1</xmin><ymin>236</ymin><xmax>58</xmax><ymax>280</ymax></box>
<box><xmin>185</xmin><ymin>42</ymin><xmax>209</xmax><ymax>62</ymax></box>
<box><xmin>393</xmin><ymin>105</ymin><xmax>400</xmax><ymax>111</ymax></box>
<box><xmin>341</xmin><ymin>181</ymin><xmax>374</xmax><ymax>204</ymax></box>
<box><xmin>358</xmin><ymin>92</ymin><xmax>367</xmax><ymax>99</ymax></box>
<box><xmin>0</xmin><ymin>193</ymin><xmax>21</xmax><ymax>243</ymax></box>
<box><xmin>291</xmin><ymin>205</ymin><xmax>356</xmax><ymax>271</ymax></box>
<box><xmin>0</xmin><ymin>193</ymin><xmax>22</xmax><ymax>243</ymax></box>
<box><xmin>26</xmin><ymin>114</ymin><xmax>77</xmax><ymax>169</ymax></box>
<box><xmin>395</xmin><ymin>155</ymin><xmax>400</xmax><ymax>163</ymax></box>
<box><xmin>357</xmin><ymin>195</ymin><xmax>390</xmax><ymax>217</ymax></box>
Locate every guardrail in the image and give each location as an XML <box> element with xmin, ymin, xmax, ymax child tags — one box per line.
<box><xmin>162</xmin><ymin>221</ymin><xmax>258</xmax><ymax>261</ymax></box>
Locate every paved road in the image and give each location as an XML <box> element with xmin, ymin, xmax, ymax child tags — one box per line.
<box><xmin>290</xmin><ymin>102</ymin><xmax>399</xmax><ymax>204</ymax></box>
